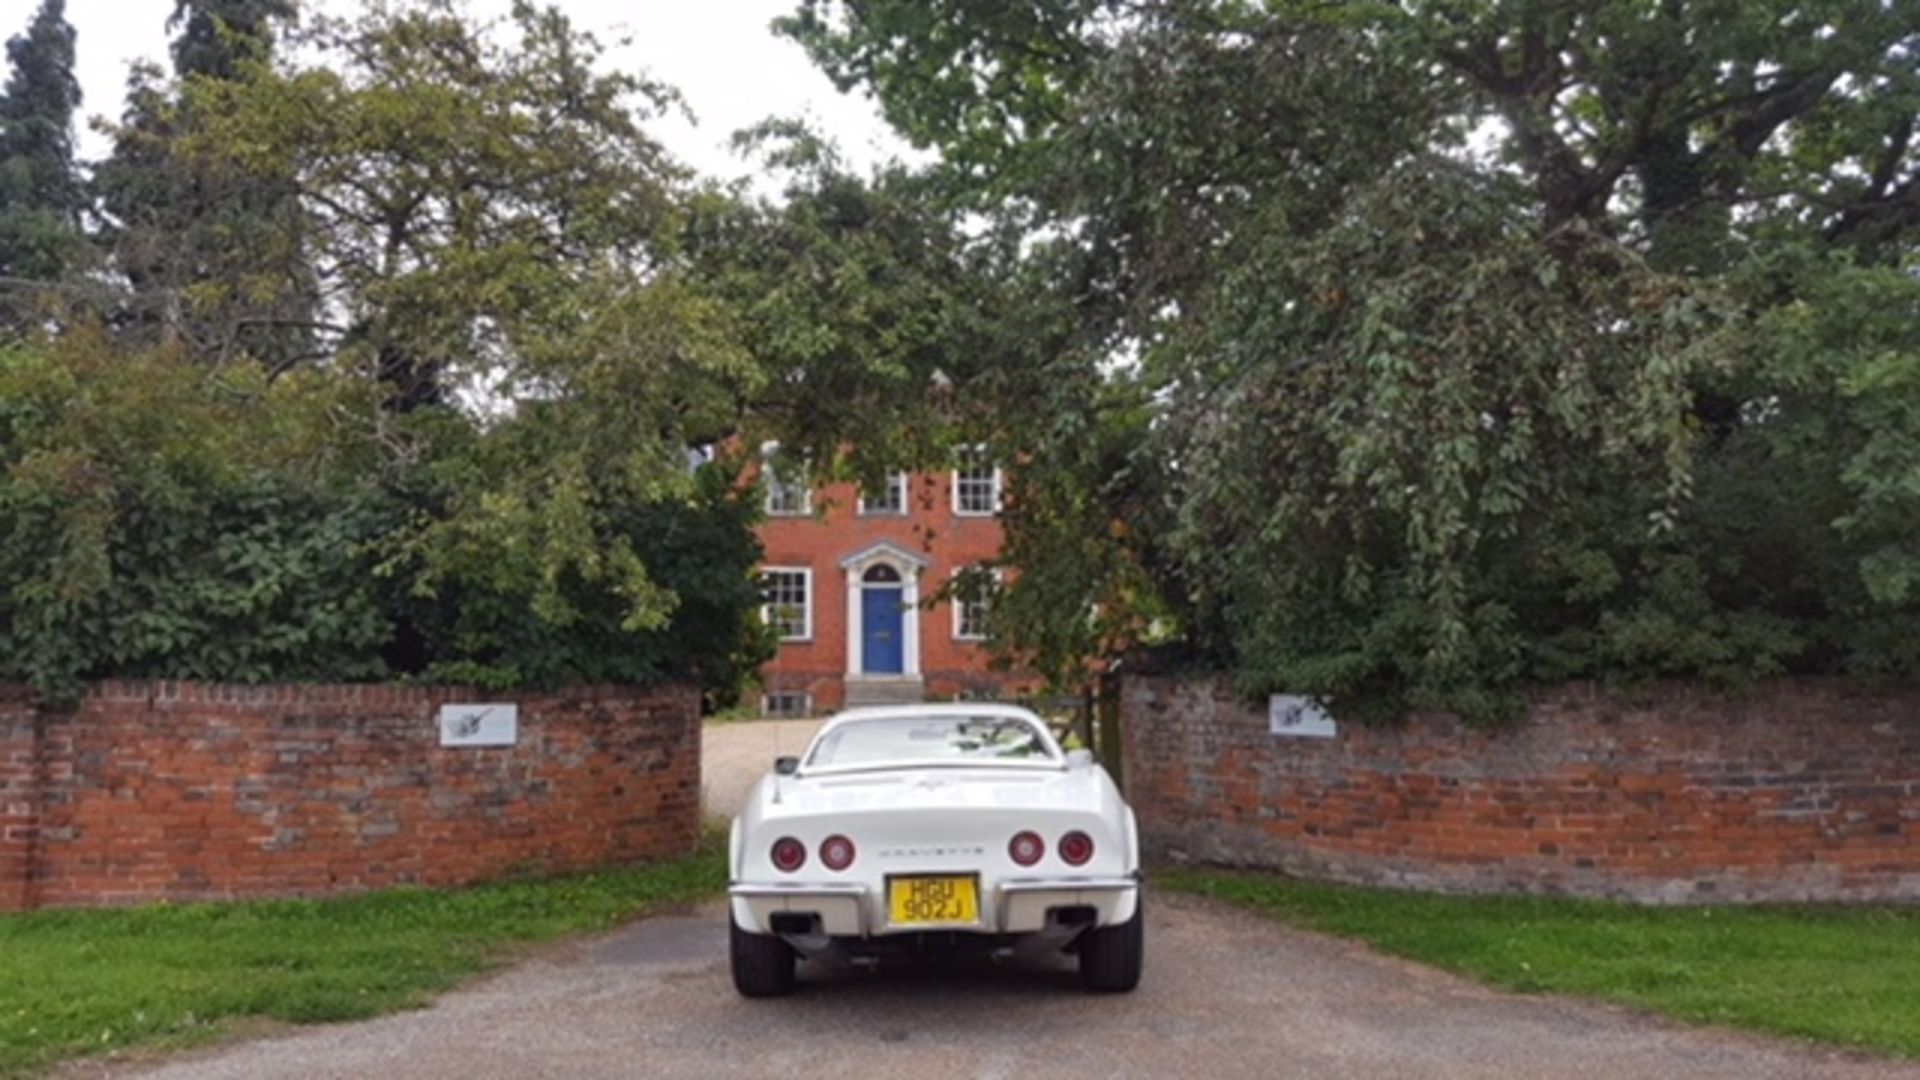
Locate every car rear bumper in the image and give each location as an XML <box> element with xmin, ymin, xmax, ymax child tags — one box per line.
<box><xmin>730</xmin><ymin>875</ymin><xmax>1140</xmax><ymax>937</ymax></box>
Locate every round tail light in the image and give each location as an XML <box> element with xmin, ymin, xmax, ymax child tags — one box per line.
<box><xmin>771</xmin><ymin>836</ymin><xmax>806</xmax><ymax>873</ymax></box>
<box><xmin>1059</xmin><ymin>830</ymin><xmax>1095</xmax><ymax>866</ymax></box>
<box><xmin>820</xmin><ymin>834</ymin><xmax>856</xmax><ymax>871</ymax></box>
<box><xmin>1009</xmin><ymin>830</ymin><xmax>1045</xmax><ymax>867</ymax></box>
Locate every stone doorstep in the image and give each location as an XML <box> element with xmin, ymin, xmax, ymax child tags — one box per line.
<box><xmin>842</xmin><ymin>676</ymin><xmax>927</xmax><ymax>707</ymax></box>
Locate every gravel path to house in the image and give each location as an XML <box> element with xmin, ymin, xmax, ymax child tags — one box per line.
<box><xmin>102</xmin><ymin>891</ymin><xmax>1917</xmax><ymax>1080</ymax></box>
<box><xmin>701</xmin><ymin>717</ymin><xmax>824</xmax><ymax>822</ymax></box>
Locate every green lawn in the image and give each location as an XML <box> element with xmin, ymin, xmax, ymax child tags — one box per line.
<box><xmin>0</xmin><ymin>844</ymin><xmax>726</xmax><ymax>1077</ymax></box>
<box><xmin>1161</xmin><ymin>868</ymin><xmax>1920</xmax><ymax>1059</ymax></box>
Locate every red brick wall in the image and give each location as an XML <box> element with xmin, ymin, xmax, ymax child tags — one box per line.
<box><xmin>0</xmin><ymin>686</ymin><xmax>37</xmax><ymax>911</ymax></box>
<box><xmin>759</xmin><ymin>470</ymin><xmax>1037</xmax><ymax>710</ymax></box>
<box><xmin>0</xmin><ymin>681</ymin><xmax>699</xmax><ymax>911</ymax></box>
<box><xmin>1124</xmin><ymin>676</ymin><xmax>1920</xmax><ymax>903</ymax></box>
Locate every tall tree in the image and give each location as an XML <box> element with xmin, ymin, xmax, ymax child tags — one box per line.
<box><xmin>178</xmin><ymin>1</ymin><xmax>697</xmax><ymax>408</ymax></box>
<box><xmin>786</xmin><ymin>0</ymin><xmax>1920</xmax><ymax>719</ymax></box>
<box><xmin>93</xmin><ymin>0</ymin><xmax>311</xmax><ymax>362</ymax></box>
<box><xmin>0</xmin><ymin>0</ymin><xmax>84</xmax><ymax>334</ymax></box>
<box><xmin>170</xmin><ymin>0</ymin><xmax>294</xmax><ymax>81</ymax></box>
<box><xmin>173</xmin><ymin>0</ymin><xmax>767</xmax><ymax>677</ymax></box>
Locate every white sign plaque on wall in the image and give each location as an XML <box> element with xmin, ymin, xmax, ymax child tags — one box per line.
<box><xmin>1268</xmin><ymin>695</ymin><xmax>1337</xmax><ymax>739</ymax></box>
<box><xmin>439</xmin><ymin>703</ymin><xmax>519</xmax><ymax>747</ymax></box>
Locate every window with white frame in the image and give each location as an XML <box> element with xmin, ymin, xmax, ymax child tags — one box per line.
<box><xmin>858</xmin><ymin>471</ymin><xmax>909</xmax><ymax>516</ymax></box>
<box><xmin>761</xmin><ymin>568</ymin><xmax>812</xmax><ymax>641</ymax></box>
<box><xmin>952</xmin><ymin>453</ymin><xmax>1001</xmax><ymax>516</ymax></box>
<box><xmin>952</xmin><ymin>566</ymin><xmax>1000</xmax><ymax>641</ymax></box>
<box><xmin>762</xmin><ymin>444</ymin><xmax>812</xmax><ymax>516</ymax></box>
<box><xmin>761</xmin><ymin>692</ymin><xmax>812</xmax><ymax>719</ymax></box>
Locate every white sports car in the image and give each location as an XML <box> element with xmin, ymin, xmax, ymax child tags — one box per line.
<box><xmin>727</xmin><ymin>703</ymin><xmax>1144</xmax><ymax>996</ymax></box>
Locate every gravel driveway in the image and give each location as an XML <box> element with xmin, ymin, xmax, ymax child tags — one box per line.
<box><xmin>701</xmin><ymin>718</ymin><xmax>823</xmax><ymax>822</ymax></box>
<box><xmin>108</xmin><ymin>893</ymin><xmax>1914</xmax><ymax>1080</ymax></box>
<box><xmin>87</xmin><ymin>722</ymin><xmax>1920</xmax><ymax>1078</ymax></box>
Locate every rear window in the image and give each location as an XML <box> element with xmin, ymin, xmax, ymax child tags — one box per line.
<box><xmin>807</xmin><ymin>715</ymin><xmax>1058</xmax><ymax>770</ymax></box>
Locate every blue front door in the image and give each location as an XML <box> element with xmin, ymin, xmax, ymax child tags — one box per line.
<box><xmin>862</xmin><ymin>587</ymin><xmax>905</xmax><ymax>674</ymax></box>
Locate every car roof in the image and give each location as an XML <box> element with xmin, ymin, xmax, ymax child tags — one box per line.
<box><xmin>799</xmin><ymin>703</ymin><xmax>1062</xmax><ymax>774</ymax></box>
<box><xmin>818</xmin><ymin>702</ymin><xmax>1048</xmax><ymax>731</ymax></box>
<box><xmin>827</xmin><ymin>701</ymin><xmax>1043</xmax><ymax>720</ymax></box>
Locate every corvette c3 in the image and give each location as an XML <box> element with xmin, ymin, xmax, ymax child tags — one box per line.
<box><xmin>727</xmin><ymin>703</ymin><xmax>1145</xmax><ymax>996</ymax></box>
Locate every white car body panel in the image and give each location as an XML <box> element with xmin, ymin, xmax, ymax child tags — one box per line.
<box><xmin>728</xmin><ymin>704</ymin><xmax>1140</xmax><ymax>941</ymax></box>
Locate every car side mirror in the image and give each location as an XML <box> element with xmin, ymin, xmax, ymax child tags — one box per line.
<box><xmin>774</xmin><ymin>756</ymin><xmax>800</xmax><ymax>776</ymax></box>
<box><xmin>1065</xmin><ymin>748</ymin><xmax>1094</xmax><ymax>770</ymax></box>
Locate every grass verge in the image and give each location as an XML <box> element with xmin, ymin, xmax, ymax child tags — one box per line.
<box><xmin>1160</xmin><ymin>867</ymin><xmax>1920</xmax><ymax>1059</ymax></box>
<box><xmin>0</xmin><ymin>843</ymin><xmax>726</xmax><ymax>1077</ymax></box>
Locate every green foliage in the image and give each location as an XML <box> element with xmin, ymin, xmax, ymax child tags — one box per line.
<box><xmin>985</xmin><ymin>348</ymin><xmax>1174</xmax><ymax>688</ymax></box>
<box><xmin>394</xmin><ymin>461</ymin><xmax>773</xmax><ymax>705</ymax></box>
<box><xmin>0</xmin><ymin>841</ymin><xmax>726</xmax><ymax>1077</ymax></box>
<box><xmin>1172</xmin><ymin>164</ymin><xmax>1733</xmax><ymax>718</ymax></box>
<box><xmin>691</xmin><ymin>122</ymin><xmax>1017</xmax><ymax>482</ymax></box>
<box><xmin>0</xmin><ymin>337</ymin><xmax>393</xmax><ymax>701</ymax></box>
<box><xmin>0</xmin><ymin>331</ymin><xmax>773</xmax><ymax>705</ymax></box>
<box><xmin>790</xmin><ymin>0</ymin><xmax>1920</xmax><ymax>720</ymax></box>
<box><xmin>780</xmin><ymin>0</ymin><xmax>1109</xmax><ymax>207</ymax></box>
<box><xmin>0</xmin><ymin>0</ymin><xmax>85</xmax><ymax>331</ymax></box>
<box><xmin>1165</xmin><ymin>869</ymin><xmax>1920</xmax><ymax>1060</ymax></box>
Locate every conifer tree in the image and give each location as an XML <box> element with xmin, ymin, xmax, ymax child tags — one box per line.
<box><xmin>0</xmin><ymin>0</ymin><xmax>84</xmax><ymax>334</ymax></box>
<box><xmin>169</xmin><ymin>0</ymin><xmax>294</xmax><ymax>81</ymax></box>
<box><xmin>95</xmin><ymin>0</ymin><xmax>310</xmax><ymax>361</ymax></box>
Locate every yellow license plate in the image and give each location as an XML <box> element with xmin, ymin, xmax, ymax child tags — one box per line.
<box><xmin>888</xmin><ymin>875</ymin><xmax>980</xmax><ymax>926</ymax></box>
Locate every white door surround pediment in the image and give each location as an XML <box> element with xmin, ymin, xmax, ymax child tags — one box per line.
<box><xmin>838</xmin><ymin>540</ymin><xmax>931</xmax><ymax>575</ymax></box>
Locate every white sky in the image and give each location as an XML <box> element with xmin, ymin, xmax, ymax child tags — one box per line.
<box><xmin>57</xmin><ymin>0</ymin><xmax>911</xmax><ymax>185</ymax></box>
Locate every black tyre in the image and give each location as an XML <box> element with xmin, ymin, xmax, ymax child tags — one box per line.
<box><xmin>729</xmin><ymin>914</ymin><xmax>797</xmax><ymax>997</ymax></box>
<box><xmin>1078</xmin><ymin>892</ymin><xmax>1145</xmax><ymax>993</ymax></box>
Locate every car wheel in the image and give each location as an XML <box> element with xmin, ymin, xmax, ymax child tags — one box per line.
<box><xmin>1078</xmin><ymin>891</ymin><xmax>1144</xmax><ymax>993</ymax></box>
<box><xmin>730</xmin><ymin>914</ymin><xmax>797</xmax><ymax>997</ymax></box>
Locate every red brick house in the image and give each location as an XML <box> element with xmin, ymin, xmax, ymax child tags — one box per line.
<box><xmin>754</xmin><ymin>457</ymin><xmax>1035</xmax><ymax>715</ymax></box>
